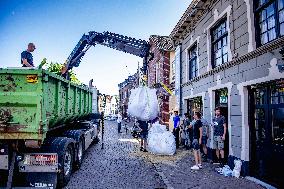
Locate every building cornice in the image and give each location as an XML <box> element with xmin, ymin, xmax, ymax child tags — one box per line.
<box><xmin>170</xmin><ymin>0</ymin><xmax>213</xmax><ymax>45</ymax></box>
<box><xmin>181</xmin><ymin>37</ymin><xmax>284</xmax><ymax>88</ymax></box>
<box><xmin>149</xmin><ymin>35</ymin><xmax>175</xmax><ymax>51</ymax></box>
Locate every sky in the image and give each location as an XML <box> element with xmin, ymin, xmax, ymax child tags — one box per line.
<box><xmin>0</xmin><ymin>0</ymin><xmax>190</xmax><ymax>95</ymax></box>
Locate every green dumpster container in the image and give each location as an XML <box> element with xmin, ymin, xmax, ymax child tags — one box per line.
<box><xmin>0</xmin><ymin>68</ymin><xmax>92</xmax><ymax>142</ymax></box>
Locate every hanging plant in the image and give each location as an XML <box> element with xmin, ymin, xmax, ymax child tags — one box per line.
<box><xmin>219</xmin><ymin>88</ymin><xmax>228</xmax><ymax>97</ymax></box>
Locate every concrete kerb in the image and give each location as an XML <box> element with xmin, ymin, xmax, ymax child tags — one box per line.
<box><xmin>245</xmin><ymin>177</ymin><xmax>277</xmax><ymax>189</ymax></box>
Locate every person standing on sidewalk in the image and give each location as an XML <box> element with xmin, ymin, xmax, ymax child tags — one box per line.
<box><xmin>173</xmin><ymin>110</ymin><xmax>181</xmax><ymax>148</ymax></box>
<box><xmin>183</xmin><ymin>113</ymin><xmax>191</xmax><ymax>150</ymax></box>
<box><xmin>117</xmin><ymin>112</ymin><xmax>122</xmax><ymax>133</ymax></box>
<box><xmin>191</xmin><ymin>112</ymin><xmax>202</xmax><ymax>170</ymax></box>
<box><xmin>190</xmin><ymin>111</ymin><xmax>203</xmax><ymax>170</ymax></box>
<box><xmin>212</xmin><ymin>107</ymin><xmax>227</xmax><ymax>167</ymax></box>
<box><xmin>138</xmin><ymin>120</ymin><xmax>149</xmax><ymax>152</ymax></box>
<box><xmin>201</xmin><ymin>117</ymin><xmax>209</xmax><ymax>161</ymax></box>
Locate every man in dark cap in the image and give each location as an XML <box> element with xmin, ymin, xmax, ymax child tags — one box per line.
<box><xmin>21</xmin><ymin>43</ymin><xmax>36</xmax><ymax>67</ymax></box>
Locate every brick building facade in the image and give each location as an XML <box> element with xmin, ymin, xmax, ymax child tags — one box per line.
<box><xmin>147</xmin><ymin>36</ymin><xmax>173</xmax><ymax>125</ymax></box>
<box><xmin>118</xmin><ymin>73</ymin><xmax>138</xmax><ymax>118</ymax></box>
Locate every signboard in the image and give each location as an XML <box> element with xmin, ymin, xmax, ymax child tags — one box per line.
<box><xmin>160</xmin><ymin>82</ymin><xmax>173</xmax><ymax>96</ymax></box>
<box><xmin>220</xmin><ymin>95</ymin><xmax>228</xmax><ymax>104</ymax></box>
<box><xmin>175</xmin><ymin>45</ymin><xmax>181</xmax><ymax>109</ymax></box>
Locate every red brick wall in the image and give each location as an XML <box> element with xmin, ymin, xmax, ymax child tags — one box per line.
<box><xmin>147</xmin><ymin>41</ymin><xmax>170</xmax><ymax>125</ymax></box>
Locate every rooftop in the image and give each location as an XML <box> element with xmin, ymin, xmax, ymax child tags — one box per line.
<box><xmin>169</xmin><ymin>0</ymin><xmax>209</xmax><ymax>45</ymax></box>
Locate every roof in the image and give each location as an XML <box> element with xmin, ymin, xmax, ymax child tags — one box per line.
<box><xmin>149</xmin><ymin>35</ymin><xmax>175</xmax><ymax>51</ymax></box>
<box><xmin>169</xmin><ymin>0</ymin><xmax>208</xmax><ymax>43</ymax></box>
<box><xmin>118</xmin><ymin>72</ymin><xmax>138</xmax><ymax>88</ymax></box>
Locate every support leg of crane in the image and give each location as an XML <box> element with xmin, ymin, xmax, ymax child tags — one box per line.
<box><xmin>6</xmin><ymin>151</ymin><xmax>16</xmax><ymax>189</ymax></box>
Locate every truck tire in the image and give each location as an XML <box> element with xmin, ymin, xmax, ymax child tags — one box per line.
<box><xmin>57</xmin><ymin>143</ymin><xmax>74</xmax><ymax>187</ymax></box>
<box><xmin>75</xmin><ymin>137</ymin><xmax>85</xmax><ymax>169</ymax></box>
<box><xmin>63</xmin><ymin>130</ymin><xmax>85</xmax><ymax>169</ymax></box>
<box><xmin>42</xmin><ymin>137</ymin><xmax>75</xmax><ymax>188</ymax></box>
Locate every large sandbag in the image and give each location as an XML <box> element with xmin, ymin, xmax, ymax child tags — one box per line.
<box><xmin>128</xmin><ymin>86</ymin><xmax>158</xmax><ymax>121</ymax></box>
<box><xmin>147</xmin><ymin>123</ymin><xmax>176</xmax><ymax>155</ymax></box>
<box><xmin>148</xmin><ymin>122</ymin><xmax>167</xmax><ymax>134</ymax></box>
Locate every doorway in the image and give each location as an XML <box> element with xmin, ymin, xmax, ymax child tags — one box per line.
<box><xmin>249</xmin><ymin>80</ymin><xmax>284</xmax><ymax>188</ymax></box>
<box><xmin>186</xmin><ymin>96</ymin><xmax>203</xmax><ymax>120</ymax></box>
<box><xmin>215</xmin><ymin>88</ymin><xmax>229</xmax><ymax>163</ymax></box>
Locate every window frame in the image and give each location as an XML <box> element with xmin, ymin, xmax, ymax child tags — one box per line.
<box><xmin>254</xmin><ymin>0</ymin><xmax>284</xmax><ymax>47</ymax></box>
<box><xmin>155</xmin><ymin>62</ymin><xmax>160</xmax><ymax>83</ymax></box>
<box><xmin>188</xmin><ymin>43</ymin><xmax>198</xmax><ymax>80</ymax></box>
<box><xmin>211</xmin><ymin>17</ymin><xmax>228</xmax><ymax>68</ymax></box>
<box><xmin>171</xmin><ymin>59</ymin><xmax>175</xmax><ymax>82</ymax></box>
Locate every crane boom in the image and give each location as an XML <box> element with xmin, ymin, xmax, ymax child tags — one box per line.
<box><xmin>65</xmin><ymin>31</ymin><xmax>151</xmax><ymax>75</ymax></box>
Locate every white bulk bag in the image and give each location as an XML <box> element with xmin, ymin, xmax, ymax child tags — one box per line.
<box><xmin>147</xmin><ymin>123</ymin><xmax>176</xmax><ymax>155</ymax></box>
<box><xmin>128</xmin><ymin>86</ymin><xmax>158</xmax><ymax>121</ymax></box>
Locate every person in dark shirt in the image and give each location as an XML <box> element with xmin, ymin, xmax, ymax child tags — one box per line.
<box><xmin>21</xmin><ymin>43</ymin><xmax>36</xmax><ymax>67</ymax></box>
<box><xmin>138</xmin><ymin>120</ymin><xmax>149</xmax><ymax>152</ymax></box>
<box><xmin>183</xmin><ymin>113</ymin><xmax>191</xmax><ymax>149</ymax></box>
<box><xmin>190</xmin><ymin>111</ymin><xmax>203</xmax><ymax>170</ymax></box>
<box><xmin>212</xmin><ymin>107</ymin><xmax>227</xmax><ymax>166</ymax></box>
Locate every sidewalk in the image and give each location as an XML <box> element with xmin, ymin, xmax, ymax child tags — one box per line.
<box><xmin>157</xmin><ymin>152</ymin><xmax>264</xmax><ymax>189</ymax></box>
<box><xmin>123</xmin><ymin>121</ymin><xmax>264</xmax><ymax>189</ymax></box>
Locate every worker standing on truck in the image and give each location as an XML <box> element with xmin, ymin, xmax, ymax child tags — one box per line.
<box><xmin>21</xmin><ymin>43</ymin><xmax>36</xmax><ymax>67</ymax></box>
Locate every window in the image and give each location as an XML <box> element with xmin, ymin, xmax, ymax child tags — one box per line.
<box><xmin>211</xmin><ymin>18</ymin><xmax>228</xmax><ymax>68</ymax></box>
<box><xmin>188</xmin><ymin>44</ymin><xmax>198</xmax><ymax>79</ymax></box>
<box><xmin>156</xmin><ymin>62</ymin><xmax>160</xmax><ymax>83</ymax></box>
<box><xmin>255</xmin><ymin>0</ymin><xmax>284</xmax><ymax>46</ymax></box>
<box><xmin>171</xmin><ymin>60</ymin><xmax>175</xmax><ymax>82</ymax></box>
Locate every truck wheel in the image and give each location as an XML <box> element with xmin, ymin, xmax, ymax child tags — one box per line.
<box><xmin>75</xmin><ymin>137</ymin><xmax>84</xmax><ymax>169</ymax></box>
<box><xmin>58</xmin><ymin>144</ymin><xmax>74</xmax><ymax>187</ymax></box>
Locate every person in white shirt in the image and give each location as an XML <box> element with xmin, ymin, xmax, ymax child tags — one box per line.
<box><xmin>117</xmin><ymin>113</ymin><xmax>122</xmax><ymax>133</ymax></box>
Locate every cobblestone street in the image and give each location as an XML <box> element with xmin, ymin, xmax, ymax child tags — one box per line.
<box><xmin>65</xmin><ymin>121</ymin><xmax>264</xmax><ymax>189</ymax></box>
<box><xmin>65</xmin><ymin>120</ymin><xmax>166</xmax><ymax>189</ymax></box>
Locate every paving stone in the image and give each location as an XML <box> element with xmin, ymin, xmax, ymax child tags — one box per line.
<box><xmin>65</xmin><ymin>120</ymin><xmax>264</xmax><ymax>189</ymax></box>
<box><xmin>64</xmin><ymin>121</ymin><xmax>165</xmax><ymax>189</ymax></box>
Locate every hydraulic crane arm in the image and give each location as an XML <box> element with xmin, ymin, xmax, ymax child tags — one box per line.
<box><xmin>64</xmin><ymin>31</ymin><xmax>151</xmax><ymax>75</ymax></box>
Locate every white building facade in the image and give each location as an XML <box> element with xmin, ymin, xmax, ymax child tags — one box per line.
<box><xmin>171</xmin><ymin>0</ymin><xmax>284</xmax><ymax>187</ymax></box>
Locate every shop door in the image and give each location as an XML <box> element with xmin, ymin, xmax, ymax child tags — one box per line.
<box><xmin>215</xmin><ymin>89</ymin><xmax>229</xmax><ymax>162</ymax></box>
<box><xmin>249</xmin><ymin>80</ymin><xmax>284</xmax><ymax>188</ymax></box>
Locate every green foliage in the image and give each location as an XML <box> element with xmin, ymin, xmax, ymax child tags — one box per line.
<box><xmin>38</xmin><ymin>58</ymin><xmax>47</xmax><ymax>69</ymax></box>
<box><xmin>69</xmin><ymin>70</ymin><xmax>81</xmax><ymax>85</ymax></box>
<box><xmin>43</xmin><ymin>58</ymin><xmax>82</xmax><ymax>85</ymax></box>
<box><xmin>47</xmin><ymin>62</ymin><xmax>64</xmax><ymax>75</ymax></box>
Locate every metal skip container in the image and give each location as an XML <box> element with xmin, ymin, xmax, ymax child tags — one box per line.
<box><xmin>0</xmin><ymin>68</ymin><xmax>92</xmax><ymax>142</ymax></box>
